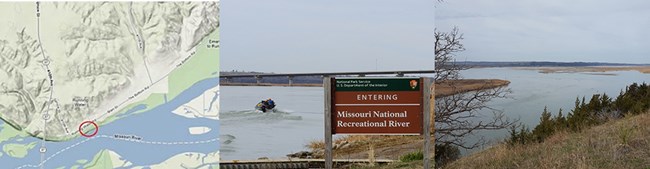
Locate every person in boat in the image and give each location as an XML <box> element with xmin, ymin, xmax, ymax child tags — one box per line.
<box><xmin>266</xmin><ymin>98</ymin><xmax>275</xmax><ymax>109</ymax></box>
<box><xmin>256</xmin><ymin>98</ymin><xmax>276</xmax><ymax>112</ymax></box>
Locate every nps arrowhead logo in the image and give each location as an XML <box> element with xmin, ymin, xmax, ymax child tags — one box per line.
<box><xmin>409</xmin><ymin>80</ymin><xmax>418</xmax><ymax>90</ymax></box>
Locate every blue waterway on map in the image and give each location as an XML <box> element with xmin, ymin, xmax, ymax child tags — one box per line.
<box><xmin>0</xmin><ymin>78</ymin><xmax>219</xmax><ymax>169</ymax></box>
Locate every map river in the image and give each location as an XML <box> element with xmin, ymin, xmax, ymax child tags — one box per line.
<box><xmin>0</xmin><ymin>78</ymin><xmax>219</xmax><ymax>168</ymax></box>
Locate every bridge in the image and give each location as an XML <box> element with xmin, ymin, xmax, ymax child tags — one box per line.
<box><xmin>220</xmin><ymin>159</ymin><xmax>396</xmax><ymax>169</ymax></box>
<box><xmin>220</xmin><ymin>70</ymin><xmax>436</xmax><ymax>86</ymax></box>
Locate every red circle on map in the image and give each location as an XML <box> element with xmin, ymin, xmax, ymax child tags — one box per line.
<box><xmin>78</xmin><ymin>121</ymin><xmax>98</xmax><ymax>137</ymax></box>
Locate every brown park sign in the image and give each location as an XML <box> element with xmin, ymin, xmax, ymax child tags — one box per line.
<box><xmin>330</xmin><ymin>77</ymin><xmax>424</xmax><ymax>134</ymax></box>
<box><xmin>323</xmin><ymin>76</ymin><xmax>434</xmax><ymax>169</ymax></box>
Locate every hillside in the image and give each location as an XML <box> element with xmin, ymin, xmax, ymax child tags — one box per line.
<box><xmin>351</xmin><ymin>111</ymin><xmax>649</xmax><ymax>169</ymax></box>
<box><xmin>445</xmin><ymin>111</ymin><xmax>650</xmax><ymax>169</ymax></box>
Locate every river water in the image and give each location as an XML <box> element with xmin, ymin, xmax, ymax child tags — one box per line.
<box><xmin>220</xmin><ymin>86</ymin><xmax>323</xmax><ymax>160</ymax></box>
<box><xmin>459</xmin><ymin>68</ymin><xmax>649</xmax><ymax>154</ymax></box>
<box><xmin>220</xmin><ymin>68</ymin><xmax>650</xmax><ymax>160</ymax></box>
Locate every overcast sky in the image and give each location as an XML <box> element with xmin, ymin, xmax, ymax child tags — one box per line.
<box><xmin>221</xmin><ymin>0</ymin><xmax>435</xmax><ymax>73</ymax></box>
<box><xmin>436</xmin><ymin>0</ymin><xmax>650</xmax><ymax>64</ymax></box>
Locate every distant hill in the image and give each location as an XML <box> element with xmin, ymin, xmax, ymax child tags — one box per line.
<box><xmin>220</xmin><ymin>61</ymin><xmax>650</xmax><ymax>83</ymax></box>
<box><xmin>452</xmin><ymin>61</ymin><xmax>649</xmax><ymax>68</ymax></box>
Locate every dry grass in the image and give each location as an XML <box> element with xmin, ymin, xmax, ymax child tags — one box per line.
<box><xmin>445</xmin><ymin>112</ymin><xmax>650</xmax><ymax>169</ymax></box>
<box><xmin>306</xmin><ymin>135</ymin><xmax>425</xmax><ymax>159</ymax></box>
<box><xmin>435</xmin><ymin>79</ymin><xmax>510</xmax><ymax>97</ymax></box>
<box><xmin>307</xmin><ymin>136</ymin><xmax>387</xmax><ymax>151</ymax></box>
<box><xmin>307</xmin><ymin>140</ymin><xmax>325</xmax><ymax>150</ymax></box>
<box><xmin>348</xmin><ymin>160</ymin><xmax>426</xmax><ymax>169</ymax></box>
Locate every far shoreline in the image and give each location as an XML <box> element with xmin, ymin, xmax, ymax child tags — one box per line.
<box><xmin>511</xmin><ymin>66</ymin><xmax>650</xmax><ymax>74</ymax></box>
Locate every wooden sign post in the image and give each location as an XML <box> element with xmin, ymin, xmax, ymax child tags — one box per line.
<box><xmin>324</xmin><ymin>77</ymin><xmax>433</xmax><ymax>169</ymax></box>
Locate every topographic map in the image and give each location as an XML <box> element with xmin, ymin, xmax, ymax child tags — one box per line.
<box><xmin>0</xmin><ymin>1</ymin><xmax>220</xmax><ymax>169</ymax></box>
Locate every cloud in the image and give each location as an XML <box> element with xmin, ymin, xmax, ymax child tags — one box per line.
<box><xmin>221</xmin><ymin>0</ymin><xmax>436</xmax><ymax>73</ymax></box>
<box><xmin>436</xmin><ymin>0</ymin><xmax>650</xmax><ymax>63</ymax></box>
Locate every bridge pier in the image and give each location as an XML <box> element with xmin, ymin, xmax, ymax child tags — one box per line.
<box><xmin>255</xmin><ymin>75</ymin><xmax>262</xmax><ymax>84</ymax></box>
<box><xmin>288</xmin><ymin>76</ymin><xmax>294</xmax><ymax>86</ymax></box>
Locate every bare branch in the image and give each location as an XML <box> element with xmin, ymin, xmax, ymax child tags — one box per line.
<box><xmin>435</xmin><ymin>27</ymin><xmax>468</xmax><ymax>81</ymax></box>
<box><xmin>434</xmin><ymin>28</ymin><xmax>517</xmax><ymax>149</ymax></box>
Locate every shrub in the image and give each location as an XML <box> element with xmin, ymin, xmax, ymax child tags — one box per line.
<box><xmin>509</xmin><ymin>83</ymin><xmax>650</xmax><ymax>146</ymax></box>
<box><xmin>399</xmin><ymin>150</ymin><xmax>423</xmax><ymax>162</ymax></box>
<box><xmin>435</xmin><ymin>144</ymin><xmax>460</xmax><ymax>167</ymax></box>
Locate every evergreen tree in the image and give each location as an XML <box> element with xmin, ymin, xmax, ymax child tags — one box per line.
<box><xmin>554</xmin><ymin>108</ymin><xmax>567</xmax><ymax>130</ymax></box>
<box><xmin>508</xmin><ymin>83</ymin><xmax>650</xmax><ymax>146</ymax></box>
<box><xmin>532</xmin><ymin>107</ymin><xmax>554</xmax><ymax>142</ymax></box>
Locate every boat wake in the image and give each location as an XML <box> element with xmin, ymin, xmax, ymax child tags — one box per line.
<box><xmin>219</xmin><ymin>134</ymin><xmax>237</xmax><ymax>153</ymax></box>
<box><xmin>220</xmin><ymin>110</ymin><xmax>303</xmax><ymax>121</ymax></box>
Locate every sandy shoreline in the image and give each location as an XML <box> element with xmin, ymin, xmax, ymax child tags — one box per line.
<box><xmin>514</xmin><ymin>66</ymin><xmax>650</xmax><ymax>74</ymax></box>
<box><xmin>435</xmin><ymin>79</ymin><xmax>510</xmax><ymax>97</ymax></box>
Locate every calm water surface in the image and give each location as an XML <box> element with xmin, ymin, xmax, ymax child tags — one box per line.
<box><xmin>460</xmin><ymin>68</ymin><xmax>649</xmax><ymax>154</ymax></box>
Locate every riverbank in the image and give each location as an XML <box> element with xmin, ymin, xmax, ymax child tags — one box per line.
<box><xmin>221</xmin><ymin>79</ymin><xmax>511</xmax><ymax>97</ymax></box>
<box><xmin>435</xmin><ymin>79</ymin><xmax>510</xmax><ymax>97</ymax></box>
<box><xmin>516</xmin><ymin>66</ymin><xmax>650</xmax><ymax>74</ymax></box>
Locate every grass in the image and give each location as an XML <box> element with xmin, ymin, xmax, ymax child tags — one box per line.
<box><xmin>307</xmin><ymin>139</ymin><xmax>325</xmax><ymax>150</ymax></box>
<box><xmin>445</xmin><ymin>112</ymin><xmax>650</xmax><ymax>169</ymax></box>
<box><xmin>435</xmin><ymin>79</ymin><xmax>510</xmax><ymax>97</ymax></box>
<box><xmin>306</xmin><ymin>135</ymin><xmax>434</xmax><ymax>169</ymax></box>
<box><xmin>305</xmin><ymin>135</ymin><xmax>424</xmax><ymax>158</ymax></box>
<box><xmin>306</xmin><ymin>135</ymin><xmax>373</xmax><ymax>151</ymax></box>
<box><xmin>353</xmin><ymin>111</ymin><xmax>650</xmax><ymax>169</ymax></box>
<box><xmin>399</xmin><ymin>150</ymin><xmax>424</xmax><ymax>162</ymax></box>
<box><xmin>345</xmin><ymin>161</ymin><xmax>426</xmax><ymax>169</ymax></box>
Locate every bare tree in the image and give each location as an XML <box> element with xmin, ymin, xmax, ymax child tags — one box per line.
<box><xmin>434</xmin><ymin>27</ymin><xmax>516</xmax><ymax>149</ymax></box>
<box><xmin>434</xmin><ymin>27</ymin><xmax>465</xmax><ymax>81</ymax></box>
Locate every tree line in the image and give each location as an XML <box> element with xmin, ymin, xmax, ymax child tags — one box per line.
<box><xmin>508</xmin><ymin>82</ymin><xmax>650</xmax><ymax>145</ymax></box>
